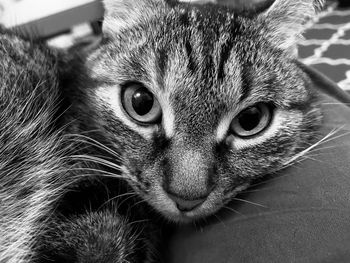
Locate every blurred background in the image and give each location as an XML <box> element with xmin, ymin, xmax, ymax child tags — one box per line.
<box><xmin>0</xmin><ymin>0</ymin><xmax>349</xmax><ymax>90</ymax></box>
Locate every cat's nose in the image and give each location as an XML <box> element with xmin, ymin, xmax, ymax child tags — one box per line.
<box><xmin>167</xmin><ymin>192</ymin><xmax>207</xmax><ymax>212</ymax></box>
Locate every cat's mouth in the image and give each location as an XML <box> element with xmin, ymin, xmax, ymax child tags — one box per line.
<box><xmin>127</xmin><ymin>183</ymin><xmax>215</xmax><ymax>222</ymax></box>
<box><xmin>155</xmin><ymin>195</ymin><xmax>220</xmax><ymax>223</ymax></box>
<box><xmin>124</xmin><ymin>166</ymin><xmax>248</xmax><ymax>222</ymax></box>
<box><xmin>142</xmin><ymin>184</ymin><xmax>248</xmax><ymax>223</ymax></box>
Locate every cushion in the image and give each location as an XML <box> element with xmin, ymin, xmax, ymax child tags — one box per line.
<box><xmin>165</xmin><ymin>65</ymin><xmax>350</xmax><ymax>262</ymax></box>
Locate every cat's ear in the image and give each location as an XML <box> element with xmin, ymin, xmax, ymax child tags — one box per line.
<box><xmin>102</xmin><ymin>0</ymin><xmax>170</xmax><ymax>35</ymax></box>
<box><xmin>259</xmin><ymin>0</ymin><xmax>324</xmax><ymax>54</ymax></box>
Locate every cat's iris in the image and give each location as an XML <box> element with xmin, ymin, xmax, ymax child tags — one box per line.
<box><xmin>121</xmin><ymin>82</ymin><xmax>162</xmax><ymax>124</ymax></box>
<box><xmin>230</xmin><ymin>103</ymin><xmax>272</xmax><ymax>138</ymax></box>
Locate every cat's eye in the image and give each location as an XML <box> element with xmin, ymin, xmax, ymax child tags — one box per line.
<box><xmin>230</xmin><ymin>103</ymin><xmax>272</xmax><ymax>138</ymax></box>
<box><xmin>121</xmin><ymin>82</ymin><xmax>162</xmax><ymax>124</ymax></box>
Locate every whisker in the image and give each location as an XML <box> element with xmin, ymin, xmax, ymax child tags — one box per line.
<box><xmin>128</xmin><ymin>219</ymin><xmax>151</xmax><ymax>226</ymax></box>
<box><xmin>213</xmin><ymin>214</ymin><xmax>227</xmax><ymax>228</ymax></box>
<box><xmin>72</xmin><ymin>173</ymin><xmax>133</xmax><ymax>181</ymax></box>
<box><xmin>322</xmin><ymin>131</ymin><xmax>350</xmax><ymax>143</ymax></box>
<box><xmin>240</xmin><ymin>187</ymin><xmax>278</xmax><ymax>194</ymax></box>
<box><xmin>129</xmin><ymin>198</ymin><xmax>148</xmax><ymax>210</ymax></box>
<box><xmin>296</xmin><ymin>155</ymin><xmax>323</xmax><ymax>163</ymax></box>
<box><xmin>66</xmin><ymin>134</ymin><xmax>122</xmax><ymax>159</ymax></box>
<box><xmin>98</xmin><ymin>192</ymin><xmax>137</xmax><ymax>211</ymax></box>
<box><xmin>251</xmin><ymin>128</ymin><xmax>349</xmax><ymax>188</ymax></box>
<box><xmin>60</xmin><ymin>166</ymin><xmax>137</xmax><ymax>184</ymax></box>
<box><xmin>232</xmin><ymin>197</ymin><xmax>267</xmax><ymax>208</ymax></box>
<box><xmin>320</xmin><ymin>102</ymin><xmax>350</xmax><ymax>106</ymax></box>
<box><xmin>283</xmin><ymin>127</ymin><xmax>346</xmax><ymax>167</ymax></box>
<box><xmin>70</xmin><ymin>167</ymin><xmax>128</xmax><ymax>179</ymax></box>
<box><xmin>118</xmin><ymin>193</ymin><xmax>142</xmax><ymax>209</ymax></box>
<box><xmin>249</xmin><ymin>161</ymin><xmax>307</xmax><ymax>188</ymax></box>
<box><xmin>70</xmin><ymin>155</ymin><xmax>122</xmax><ymax>171</ymax></box>
<box><xmin>223</xmin><ymin>205</ymin><xmax>245</xmax><ymax>217</ymax></box>
<box><xmin>304</xmin><ymin>144</ymin><xmax>344</xmax><ymax>153</ymax></box>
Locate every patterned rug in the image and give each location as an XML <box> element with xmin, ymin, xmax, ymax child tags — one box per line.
<box><xmin>300</xmin><ymin>5</ymin><xmax>350</xmax><ymax>90</ymax></box>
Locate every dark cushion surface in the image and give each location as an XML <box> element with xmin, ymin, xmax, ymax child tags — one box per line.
<box><xmin>166</xmin><ymin>75</ymin><xmax>350</xmax><ymax>262</ymax></box>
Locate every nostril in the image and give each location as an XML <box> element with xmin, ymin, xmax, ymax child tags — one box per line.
<box><xmin>167</xmin><ymin>193</ymin><xmax>207</xmax><ymax>212</ymax></box>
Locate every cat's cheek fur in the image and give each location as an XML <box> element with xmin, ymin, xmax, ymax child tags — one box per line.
<box><xmin>121</xmin><ymin>155</ymin><xmax>183</xmax><ymax>221</ymax></box>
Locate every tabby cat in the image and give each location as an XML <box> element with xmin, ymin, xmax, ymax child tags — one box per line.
<box><xmin>0</xmin><ymin>0</ymin><xmax>324</xmax><ymax>262</ymax></box>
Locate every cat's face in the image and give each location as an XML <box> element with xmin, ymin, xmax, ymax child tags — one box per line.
<box><xmin>84</xmin><ymin>0</ymin><xmax>322</xmax><ymax>222</ymax></box>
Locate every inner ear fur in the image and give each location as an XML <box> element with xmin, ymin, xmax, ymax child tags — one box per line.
<box><xmin>258</xmin><ymin>0</ymin><xmax>325</xmax><ymax>53</ymax></box>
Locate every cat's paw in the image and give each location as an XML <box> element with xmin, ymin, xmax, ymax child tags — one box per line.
<box><xmin>40</xmin><ymin>207</ymin><xmax>158</xmax><ymax>263</ymax></box>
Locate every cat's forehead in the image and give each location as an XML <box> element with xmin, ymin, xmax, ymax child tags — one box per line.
<box><xmin>169</xmin><ymin>4</ymin><xmax>239</xmax><ymax>33</ymax></box>
<box><xmin>108</xmin><ymin>4</ymin><xmax>253</xmax><ymax>94</ymax></box>
<box><xmin>142</xmin><ymin>8</ymin><xmax>249</xmax><ymax>126</ymax></box>
<box><xmin>103</xmin><ymin>3</ymin><xmax>251</xmax><ymax>55</ymax></box>
<box><xmin>159</xmin><ymin>4</ymin><xmax>247</xmax><ymax>49</ymax></box>
<box><xmin>93</xmin><ymin>2</ymin><xmax>309</xmax><ymax>123</ymax></box>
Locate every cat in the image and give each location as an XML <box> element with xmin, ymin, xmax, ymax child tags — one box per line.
<box><xmin>0</xmin><ymin>26</ymin><xmax>73</xmax><ymax>262</ymax></box>
<box><xmin>0</xmin><ymin>26</ymin><xmax>159</xmax><ymax>263</ymax></box>
<box><xmin>0</xmin><ymin>0</ymin><xmax>324</xmax><ymax>262</ymax></box>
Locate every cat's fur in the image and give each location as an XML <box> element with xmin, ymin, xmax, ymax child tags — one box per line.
<box><xmin>0</xmin><ymin>27</ymin><xmax>69</xmax><ymax>262</ymax></box>
<box><xmin>0</xmin><ymin>0</ymin><xmax>324</xmax><ymax>262</ymax></box>
<box><xmin>0</xmin><ymin>27</ymin><xmax>158</xmax><ymax>263</ymax></box>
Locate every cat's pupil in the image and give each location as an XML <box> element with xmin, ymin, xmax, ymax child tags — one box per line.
<box><xmin>238</xmin><ymin>107</ymin><xmax>261</xmax><ymax>131</ymax></box>
<box><xmin>131</xmin><ymin>88</ymin><xmax>154</xmax><ymax>116</ymax></box>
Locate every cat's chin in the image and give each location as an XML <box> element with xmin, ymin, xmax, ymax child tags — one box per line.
<box><xmin>162</xmin><ymin>208</ymin><xmax>221</xmax><ymax>223</ymax></box>
<box><xmin>152</xmin><ymin>206</ymin><xmax>218</xmax><ymax>223</ymax></box>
